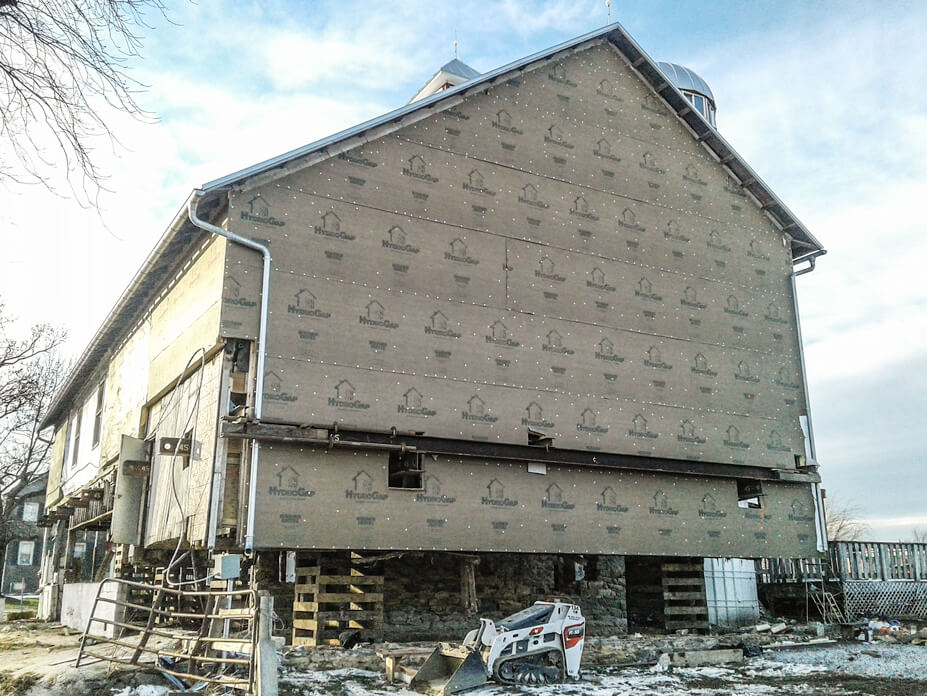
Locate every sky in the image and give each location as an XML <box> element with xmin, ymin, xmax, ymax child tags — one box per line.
<box><xmin>1</xmin><ymin>0</ymin><xmax>925</xmax><ymax>541</ymax></box>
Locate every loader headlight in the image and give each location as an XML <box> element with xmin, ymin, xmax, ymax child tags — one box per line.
<box><xmin>564</xmin><ymin>623</ymin><xmax>585</xmax><ymax>649</ymax></box>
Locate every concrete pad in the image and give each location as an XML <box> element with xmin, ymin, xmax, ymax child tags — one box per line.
<box><xmin>665</xmin><ymin>648</ymin><xmax>744</xmax><ymax>667</ymax></box>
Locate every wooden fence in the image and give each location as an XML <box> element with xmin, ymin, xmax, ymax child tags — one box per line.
<box><xmin>758</xmin><ymin>541</ymin><xmax>927</xmax><ymax>584</ymax></box>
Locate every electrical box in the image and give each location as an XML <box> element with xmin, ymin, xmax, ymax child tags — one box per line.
<box><xmin>213</xmin><ymin>553</ymin><xmax>241</xmax><ymax>580</ymax></box>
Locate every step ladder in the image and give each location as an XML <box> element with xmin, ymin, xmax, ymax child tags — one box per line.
<box><xmin>809</xmin><ymin>584</ymin><xmax>845</xmax><ymax>623</ymax></box>
<box><xmin>292</xmin><ymin>552</ymin><xmax>384</xmax><ymax>646</ymax></box>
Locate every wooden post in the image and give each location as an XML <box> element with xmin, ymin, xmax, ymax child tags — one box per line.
<box><xmin>913</xmin><ymin>545</ymin><xmax>923</xmax><ymax>581</ymax></box>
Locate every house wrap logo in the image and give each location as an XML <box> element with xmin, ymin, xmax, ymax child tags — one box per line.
<box><xmin>788</xmin><ymin>499</ymin><xmax>814</xmax><ymax>523</ymax></box>
<box><xmin>618</xmin><ymin>208</ymin><xmax>645</xmax><ymax>231</ymax></box>
<box><xmin>544</xmin><ymin>124</ymin><xmax>574</xmax><ymax>149</ymax></box>
<box><xmin>288</xmin><ymin>289</ymin><xmax>331</xmax><ymax>319</ymax></box>
<box><xmin>587</xmin><ymin>267</ymin><xmax>615</xmax><ymax>292</ymax></box>
<box><xmin>595</xmin><ymin>338</ymin><xmax>624</xmax><ymax>363</ymax></box>
<box><xmin>397</xmin><ymin>387</ymin><xmax>436</xmax><ymax>417</ymax></box>
<box><xmin>764</xmin><ymin>302</ymin><xmax>787</xmax><ymax>324</ymax></box>
<box><xmin>681</xmin><ymin>286</ymin><xmax>706</xmax><ymax>309</ymax></box>
<box><xmin>683</xmin><ymin>164</ymin><xmax>707</xmax><ymax>185</ymax></box>
<box><xmin>708</xmin><ymin>230</ymin><xmax>730</xmax><ymax>251</ymax></box>
<box><xmin>644</xmin><ymin>346</ymin><xmax>672</xmax><ymax>370</ymax></box>
<box><xmin>328</xmin><ymin>380</ymin><xmax>370</xmax><ymax>410</ymax></box>
<box><xmin>338</xmin><ymin>145</ymin><xmax>378</xmax><ymax>168</ymax></box>
<box><xmin>577</xmin><ymin>408</ymin><xmax>608</xmax><ymax>435</ymax></box>
<box><xmin>723</xmin><ymin>425</ymin><xmax>750</xmax><ymax>449</ymax></box>
<box><xmin>461</xmin><ymin>168</ymin><xmax>496</xmax><ymax>196</ymax></box>
<box><xmin>766</xmin><ymin>430</ymin><xmax>791</xmax><ymax>452</ymax></box>
<box><xmin>678</xmin><ymin>419</ymin><xmax>706</xmax><ymax>444</ymax></box>
<box><xmin>491</xmin><ymin>109</ymin><xmax>523</xmax><ymax>134</ymax></box>
<box><xmin>345</xmin><ymin>470</ymin><xmax>388</xmax><ymax>502</ymax></box>
<box><xmin>263</xmin><ymin>371</ymin><xmax>297</xmax><ymax>403</ymax></box>
<box><xmin>597</xmin><ymin>486</ymin><xmax>628</xmax><ymax>514</ymax></box>
<box><xmin>445</xmin><ymin>238</ymin><xmax>479</xmax><ymax>264</ymax></box>
<box><xmin>382</xmin><ymin>225</ymin><xmax>420</xmax><ymax>253</ymax></box>
<box><xmin>649</xmin><ymin>490</ymin><xmax>679</xmax><ymax>516</ymax></box>
<box><xmin>639</xmin><ymin>151</ymin><xmax>665</xmax><ymax>174</ymax></box>
<box><xmin>699</xmin><ymin>493</ymin><xmax>727</xmax><ymax>519</ymax></box>
<box><xmin>547</xmin><ymin>63</ymin><xmax>576</xmax><ymax>87</ymax></box>
<box><xmin>570</xmin><ymin>196</ymin><xmax>599</xmax><ymax>221</ymax></box>
<box><xmin>518</xmin><ymin>183</ymin><xmax>549</xmax><ymax>209</ymax></box>
<box><xmin>664</xmin><ymin>219</ymin><xmax>689</xmax><ymax>242</ymax></box>
<box><xmin>522</xmin><ymin>401</ymin><xmax>554</xmax><ymax>429</ymax></box>
<box><xmin>223</xmin><ymin>276</ymin><xmax>257</xmax><ymax>307</ymax></box>
<box><xmin>485</xmin><ymin>320</ymin><xmax>519</xmax><ymax>347</ymax></box>
<box><xmin>314</xmin><ymin>211</ymin><xmax>355</xmax><ymax>240</ymax></box>
<box><xmin>481</xmin><ymin>478</ymin><xmax>518</xmax><ymax>507</ymax></box>
<box><xmin>691</xmin><ymin>353</ymin><xmax>716</xmax><ymax>377</ymax></box>
<box><xmin>735</xmin><ymin>361</ymin><xmax>760</xmax><ymax>383</ymax></box>
<box><xmin>462</xmin><ymin>395</ymin><xmax>498</xmax><ymax>423</ymax></box>
<box><xmin>775</xmin><ymin>367</ymin><xmax>800</xmax><ymax>389</ymax></box>
<box><xmin>535</xmin><ymin>256</ymin><xmax>566</xmax><ymax>282</ymax></box>
<box><xmin>593</xmin><ymin>138</ymin><xmax>621</xmax><ymax>162</ymax></box>
<box><xmin>724</xmin><ymin>295</ymin><xmax>748</xmax><ymax>317</ymax></box>
<box><xmin>629</xmin><ymin>414</ymin><xmax>657</xmax><ymax>439</ymax></box>
<box><xmin>402</xmin><ymin>154</ymin><xmax>439</xmax><ymax>182</ymax></box>
<box><xmin>359</xmin><ymin>300</ymin><xmax>398</xmax><ymax>329</ymax></box>
<box><xmin>543</xmin><ymin>329</ymin><xmax>574</xmax><ymax>355</ymax></box>
<box><xmin>415</xmin><ymin>474</ymin><xmax>456</xmax><ymax>504</ymax></box>
<box><xmin>541</xmin><ymin>482</ymin><xmax>575</xmax><ymax>510</ymax></box>
<box><xmin>641</xmin><ymin>93</ymin><xmax>668</xmax><ymax>116</ymax></box>
<box><xmin>240</xmin><ymin>194</ymin><xmax>286</xmax><ymax>227</ymax></box>
<box><xmin>596</xmin><ymin>78</ymin><xmax>622</xmax><ymax>101</ymax></box>
<box><xmin>635</xmin><ymin>277</ymin><xmax>662</xmax><ymax>301</ymax></box>
<box><xmin>747</xmin><ymin>239</ymin><xmax>770</xmax><ymax>261</ymax></box>
<box><xmin>268</xmin><ymin>465</ymin><xmax>315</xmax><ymax>499</ymax></box>
<box><xmin>424</xmin><ymin>311</ymin><xmax>461</xmax><ymax>339</ymax></box>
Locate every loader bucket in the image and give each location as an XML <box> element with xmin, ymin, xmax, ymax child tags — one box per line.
<box><xmin>409</xmin><ymin>643</ymin><xmax>489</xmax><ymax>695</ymax></box>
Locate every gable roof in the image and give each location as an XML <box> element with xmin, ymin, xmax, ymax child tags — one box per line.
<box><xmin>41</xmin><ymin>20</ymin><xmax>824</xmax><ymax>431</ymax></box>
<box><xmin>202</xmin><ymin>20</ymin><xmax>824</xmax><ymax>260</ymax></box>
<box><xmin>440</xmin><ymin>58</ymin><xmax>481</xmax><ymax>80</ymax></box>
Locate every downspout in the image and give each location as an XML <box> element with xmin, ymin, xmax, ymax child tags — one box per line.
<box><xmin>790</xmin><ymin>250</ymin><xmax>828</xmax><ymax>552</ymax></box>
<box><xmin>188</xmin><ymin>189</ymin><xmax>270</xmax><ymax>554</ymax></box>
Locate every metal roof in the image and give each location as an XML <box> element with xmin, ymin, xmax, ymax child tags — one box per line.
<box><xmin>656</xmin><ymin>61</ymin><xmax>715</xmax><ymax>103</ymax></box>
<box><xmin>440</xmin><ymin>58</ymin><xmax>481</xmax><ymax>80</ymax></box>
<box><xmin>43</xmin><ymin>21</ymin><xmax>824</xmax><ymax>430</ymax></box>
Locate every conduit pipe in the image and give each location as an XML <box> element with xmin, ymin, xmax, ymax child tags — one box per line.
<box><xmin>790</xmin><ymin>250</ymin><xmax>828</xmax><ymax>552</ymax></box>
<box><xmin>188</xmin><ymin>189</ymin><xmax>270</xmax><ymax>554</ymax></box>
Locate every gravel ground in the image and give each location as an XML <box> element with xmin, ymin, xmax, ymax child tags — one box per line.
<box><xmin>279</xmin><ymin>646</ymin><xmax>927</xmax><ymax>696</ymax></box>
<box><xmin>766</xmin><ymin>643</ymin><xmax>927</xmax><ymax>681</ymax></box>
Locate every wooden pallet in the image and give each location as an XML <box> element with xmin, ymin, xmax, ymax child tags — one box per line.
<box><xmin>662</xmin><ymin>559</ymin><xmax>709</xmax><ymax>633</ymax></box>
<box><xmin>292</xmin><ymin>553</ymin><xmax>384</xmax><ymax>646</ymax></box>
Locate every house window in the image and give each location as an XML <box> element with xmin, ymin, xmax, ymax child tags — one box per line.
<box><xmin>388</xmin><ymin>451</ymin><xmax>423</xmax><ymax>490</ymax></box>
<box><xmin>22</xmin><ymin>502</ymin><xmax>39</xmax><ymax>523</ymax></box>
<box><xmin>92</xmin><ymin>382</ymin><xmax>105</xmax><ymax>448</ymax></box>
<box><xmin>17</xmin><ymin>540</ymin><xmax>35</xmax><ymax>566</ymax></box>
<box><xmin>737</xmin><ymin>479</ymin><xmax>763</xmax><ymax>509</ymax></box>
<box><xmin>74</xmin><ymin>542</ymin><xmax>86</xmax><ymax>559</ymax></box>
<box><xmin>72</xmin><ymin>410</ymin><xmax>82</xmax><ymax>471</ymax></box>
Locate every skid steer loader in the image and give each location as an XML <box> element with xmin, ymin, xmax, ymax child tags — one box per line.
<box><xmin>410</xmin><ymin>601</ymin><xmax>585</xmax><ymax>695</ymax></box>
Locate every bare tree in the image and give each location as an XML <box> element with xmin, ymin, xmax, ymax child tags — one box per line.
<box><xmin>911</xmin><ymin>528</ymin><xmax>927</xmax><ymax>543</ymax></box>
<box><xmin>0</xmin><ymin>300</ymin><xmax>66</xmax><ymax>560</ymax></box>
<box><xmin>824</xmin><ymin>495</ymin><xmax>870</xmax><ymax>542</ymax></box>
<box><xmin>0</xmin><ymin>0</ymin><xmax>169</xmax><ymax>199</ymax></box>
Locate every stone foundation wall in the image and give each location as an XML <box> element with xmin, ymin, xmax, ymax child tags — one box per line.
<box><xmin>383</xmin><ymin>552</ymin><xmax>626</xmax><ymax>641</ymax></box>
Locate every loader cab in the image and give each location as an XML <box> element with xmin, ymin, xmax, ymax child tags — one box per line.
<box><xmin>496</xmin><ymin>603</ymin><xmax>555</xmax><ymax>631</ymax></box>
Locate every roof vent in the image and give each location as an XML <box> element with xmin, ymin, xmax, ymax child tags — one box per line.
<box><xmin>409</xmin><ymin>58</ymin><xmax>481</xmax><ymax>103</ymax></box>
<box><xmin>657</xmin><ymin>62</ymin><xmax>716</xmax><ymax>127</ymax></box>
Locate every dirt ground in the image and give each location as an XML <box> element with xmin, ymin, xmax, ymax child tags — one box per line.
<box><xmin>2</xmin><ymin>621</ymin><xmax>926</xmax><ymax>696</ymax></box>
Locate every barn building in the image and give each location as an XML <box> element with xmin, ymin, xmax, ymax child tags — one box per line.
<box><xmin>38</xmin><ymin>22</ymin><xmax>827</xmax><ymax>642</ymax></box>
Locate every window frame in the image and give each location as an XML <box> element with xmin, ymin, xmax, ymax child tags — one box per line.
<box><xmin>22</xmin><ymin>501</ymin><xmax>39</xmax><ymax>523</ymax></box>
<box><xmin>17</xmin><ymin>540</ymin><xmax>35</xmax><ymax>566</ymax></box>
<box><xmin>92</xmin><ymin>382</ymin><xmax>105</xmax><ymax>448</ymax></box>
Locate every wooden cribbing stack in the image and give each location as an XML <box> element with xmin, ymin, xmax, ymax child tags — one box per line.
<box><xmin>292</xmin><ymin>552</ymin><xmax>383</xmax><ymax>646</ymax></box>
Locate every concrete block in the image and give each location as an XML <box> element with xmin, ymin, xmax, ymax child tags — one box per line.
<box><xmin>666</xmin><ymin>648</ymin><xmax>744</xmax><ymax>667</ymax></box>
